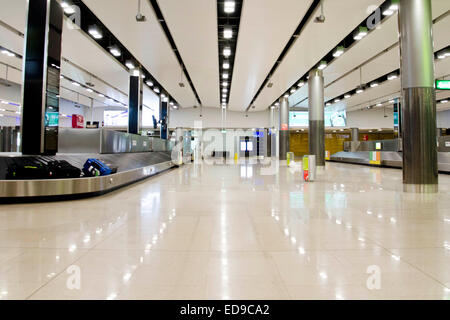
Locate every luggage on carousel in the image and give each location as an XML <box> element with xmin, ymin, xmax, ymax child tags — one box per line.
<box><xmin>5</xmin><ymin>157</ymin><xmax>52</xmax><ymax>180</ymax></box>
<box><xmin>82</xmin><ymin>158</ymin><xmax>113</xmax><ymax>177</ymax></box>
<box><xmin>47</xmin><ymin>160</ymin><xmax>81</xmax><ymax>179</ymax></box>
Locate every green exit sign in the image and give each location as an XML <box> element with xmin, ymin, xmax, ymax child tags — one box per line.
<box><xmin>436</xmin><ymin>80</ymin><xmax>450</xmax><ymax>90</ymax></box>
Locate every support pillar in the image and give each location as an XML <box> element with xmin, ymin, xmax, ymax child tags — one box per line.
<box><xmin>278</xmin><ymin>97</ymin><xmax>289</xmax><ymax>160</ymax></box>
<box><xmin>308</xmin><ymin>69</ymin><xmax>325</xmax><ymax>166</ymax></box>
<box><xmin>399</xmin><ymin>0</ymin><xmax>437</xmax><ymax>193</ymax></box>
<box><xmin>128</xmin><ymin>71</ymin><xmax>143</xmax><ymax>134</ymax></box>
<box><xmin>351</xmin><ymin>128</ymin><xmax>359</xmax><ymax>142</ymax></box>
<box><xmin>160</xmin><ymin>100</ymin><xmax>169</xmax><ymax>139</ymax></box>
<box><xmin>21</xmin><ymin>0</ymin><xmax>63</xmax><ymax>155</ymax></box>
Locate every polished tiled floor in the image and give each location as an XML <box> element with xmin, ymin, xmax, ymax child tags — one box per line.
<box><xmin>1</xmin><ymin>159</ymin><xmax>450</xmax><ymax>300</ymax></box>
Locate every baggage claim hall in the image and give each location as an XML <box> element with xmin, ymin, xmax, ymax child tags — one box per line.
<box><xmin>0</xmin><ymin>0</ymin><xmax>449</xmax><ymax>301</ymax></box>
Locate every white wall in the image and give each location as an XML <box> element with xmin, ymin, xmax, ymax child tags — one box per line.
<box><xmin>346</xmin><ymin>107</ymin><xmax>394</xmax><ymax>129</ymax></box>
<box><xmin>0</xmin><ymin>83</ymin><xmax>21</xmax><ymax>126</ymax></box>
<box><xmin>347</xmin><ymin>107</ymin><xmax>450</xmax><ymax>129</ymax></box>
<box><xmin>437</xmin><ymin>109</ymin><xmax>450</xmax><ymax>128</ymax></box>
<box><xmin>169</xmin><ymin>107</ymin><xmax>270</xmax><ymax>129</ymax></box>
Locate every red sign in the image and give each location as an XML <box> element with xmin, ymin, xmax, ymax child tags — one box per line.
<box><xmin>281</xmin><ymin>123</ymin><xmax>288</xmax><ymax>131</ymax></box>
<box><xmin>363</xmin><ymin>134</ymin><xmax>369</xmax><ymax>141</ymax></box>
<box><xmin>72</xmin><ymin>114</ymin><xmax>84</xmax><ymax>128</ymax></box>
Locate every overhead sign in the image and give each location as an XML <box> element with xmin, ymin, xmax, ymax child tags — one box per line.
<box><xmin>436</xmin><ymin>80</ymin><xmax>450</xmax><ymax>90</ymax></box>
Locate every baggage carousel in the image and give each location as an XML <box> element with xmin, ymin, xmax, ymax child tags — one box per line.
<box><xmin>328</xmin><ymin>137</ymin><xmax>450</xmax><ymax>173</ymax></box>
<box><xmin>0</xmin><ymin>152</ymin><xmax>175</xmax><ymax>203</ymax></box>
<box><xmin>0</xmin><ymin>129</ymin><xmax>178</xmax><ymax>203</ymax></box>
<box><xmin>329</xmin><ymin>151</ymin><xmax>450</xmax><ymax>173</ymax></box>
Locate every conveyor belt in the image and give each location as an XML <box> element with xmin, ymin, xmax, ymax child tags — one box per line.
<box><xmin>0</xmin><ymin>152</ymin><xmax>172</xmax><ymax>180</ymax></box>
<box><xmin>0</xmin><ymin>152</ymin><xmax>175</xmax><ymax>202</ymax></box>
<box><xmin>330</xmin><ymin>151</ymin><xmax>450</xmax><ymax>173</ymax></box>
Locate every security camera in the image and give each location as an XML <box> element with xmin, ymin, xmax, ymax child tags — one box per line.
<box><xmin>136</xmin><ymin>13</ymin><xmax>147</xmax><ymax>22</ymax></box>
<box><xmin>314</xmin><ymin>1</ymin><xmax>325</xmax><ymax>23</ymax></box>
<box><xmin>135</xmin><ymin>0</ymin><xmax>146</xmax><ymax>22</ymax></box>
<box><xmin>314</xmin><ymin>15</ymin><xmax>325</xmax><ymax>23</ymax></box>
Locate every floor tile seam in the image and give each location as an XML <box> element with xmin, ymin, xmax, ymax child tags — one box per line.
<box><xmin>379</xmin><ymin>247</ymin><xmax>450</xmax><ymax>290</ymax></box>
<box><xmin>262</xmin><ymin>250</ymin><xmax>295</xmax><ymax>300</ymax></box>
<box><xmin>24</xmin><ymin>215</ymin><xmax>135</xmax><ymax>300</ymax></box>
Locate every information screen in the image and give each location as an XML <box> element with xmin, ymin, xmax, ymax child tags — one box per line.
<box><xmin>104</xmin><ymin>110</ymin><xmax>128</xmax><ymax>127</ymax></box>
<box><xmin>240</xmin><ymin>141</ymin><xmax>247</xmax><ymax>151</ymax></box>
<box><xmin>45</xmin><ymin>112</ymin><xmax>59</xmax><ymax>127</ymax></box>
<box><xmin>247</xmin><ymin>141</ymin><xmax>253</xmax><ymax>151</ymax></box>
<box><xmin>289</xmin><ymin>110</ymin><xmax>346</xmax><ymax>127</ymax></box>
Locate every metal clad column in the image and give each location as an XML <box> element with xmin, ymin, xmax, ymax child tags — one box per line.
<box><xmin>128</xmin><ymin>72</ymin><xmax>143</xmax><ymax>134</ymax></box>
<box><xmin>399</xmin><ymin>0</ymin><xmax>437</xmax><ymax>193</ymax></box>
<box><xmin>351</xmin><ymin>128</ymin><xmax>359</xmax><ymax>142</ymax></box>
<box><xmin>279</xmin><ymin>97</ymin><xmax>289</xmax><ymax>160</ymax></box>
<box><xmin>21</xmin><ymin>0</ymin><xmax>63</xmax><ymax>155</ymax></box>
<box><xmin>308</xmin><ymin>69</ymin><xmax>325</xmax><ymax>166</ymax></box>
<box><xmin>160</xmin><ymin>100</ymin><xmax>169</xmax><ymax>139</ymax></box>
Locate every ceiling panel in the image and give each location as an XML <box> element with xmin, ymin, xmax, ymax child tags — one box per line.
<box><xmin>157</xmin><ymin>0</ymin><xmax>219</xmax><ymax>108</ymax></box>
<box><xmin>61</xmin><ymin>19</ymin><xmax>130</xmax><ymax>102</ymax></box>
<box><xmin>252</xmin><ymin>0</ymin><xmax>384</xmax><ymax>111</ymax></box>
<box><xmin>83</xmin><ymin>0</ymin><xmax>198</xmax><ymax>108</ymax></box>
<box><xmin>228</xmin><ymin>0</ymin><xmax>313</xmax><ymax>111</ymax></box>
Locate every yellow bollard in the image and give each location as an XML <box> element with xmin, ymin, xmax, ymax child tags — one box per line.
<box><xmin>234</xmin><ymin>153</ymin><xmax>238</xmax><ymax>162</ymax></box>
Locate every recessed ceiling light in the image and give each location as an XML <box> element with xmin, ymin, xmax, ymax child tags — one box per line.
<box><xmin>88</xmin><ymin>25</ymin><xmax>103</xmax><ymax>39</ymax></box>
<box><xmin>370</xmin><ymin>82</ymin><xmax>378</xmax><ymax>88</ymax></box>
<box><xmin>109</xmin><ymin>46</ymin><xmax>121</xmax><ymax>57</ymax></box>
<box><xmin>376</xmin><ymin>103</ymin><xmax>382</xmax><ymax>107</ymax></box>
<box><xmin>334</xmin><ymin>98</ymin><xmax>341</xmax><ymax>103</ymax></box>
<box><xmin>441</xmin><ymin>100</ymin><xmax>449</xmax><ymax>104</ymax></box>
<box><xmin>224</xmin><ymin>1</ymin><xmax>235</xmax><ymax>13</ymax></box>
<box><xmin>284</xmin><ymin>94</ymin><xmax>289</xmax><ymax>98</ymax></box>
<box><xmin>353</xmin><ymin>26</ymin><xmax>368</xmax><ymax>40</ymax></box>
<box><xmin>64</xmin><ymin>6</ymin><xmax>76</xmax><ymax>14</ymax></box>
<box><xmin>297</xmin><ymin>81</ymin><xmax>305</xmax><ymax>87</ymax></box>
<box><xmin>318</xmin><ymin>61</ymin><xmax>327</xmax><ymax>70</ymax></box>
<box><xmin>389</xmin><ymin>3</ymin><xmax>399</xmax><ymax>11</ymax></box>
<box><xmin>222</xmin><ymin>82</ymin><xmax>228</xmax><ymax>87</ymax></box>
<box><xmin>154</xmin><ymin>87</ymin><xmax>160</xmax><ymax>93</ymax></box>
<box><xmin>98</xmin><ymin>93</ymin><xmax>105</xmax><ymax>98</ymax></box>
<box><xmin>223</xmin><ymin>47</ymin><xmax>231</xmax><ymax>57</ymax></box>
<box><xmin>72</xmin><ymin>81</ymin><xmax>80</xmax><ymax>87</ymax></box>
<box><xmin>1</xmin><ymin>50</ymin><xmax>14</xmax><ymax>57</ymax></box>
<box><xmin>125</xmin><ymin>61</ymin><xmax>135</xmax><ymax>69</ymax></box>
<box><xmin>223</xmin><ymin>62</ymin><xmax>230</xmax><ymax>69</ymax></box>
<box><xmin>222</xmin><ymin>73</ymin><xmax>229</xmax><ymax>79</ymax></box>
<box><xmin>223</xmin><ymin>88</ymin><xmax>228</xmax><ymax>93</ymax></box>
<box><xmin>356</xmin><ymin>87</ymin><xmax>364</xmax><ymax>94</ymax></box>
<box><xmin>389</xmin><ymin>99</ymin><xmax>395</xmax><ymax>104</ymax></box>
<box><xmin>223</xmin><ymin>28</ymin><xmax>233</xmax><ymax>39</ymax></box>
<box><xmin>146</xmin><ymin>81</ymin><xmax>153</xmax><ymax>87</ymax></box>
<box><xmin>344</xmin><ymin>94</ymin><xmax>351</xmax><ymax>99</ymax></box>
<box><xmin>388</xmin><ymin>73</ymin><xmax>398</xmax><ymax>80</ymax></box>
<box><xmin>86</xmin><ymin>88</ymin><xmax>93</xmax><ymax>93</ymax></box>
<box><xmin>333</xmin><ymin>46</ymin><xmax>345</xmax><ymax>58</ymax></box>
<box><xmin>290</xmin><ymin>88</ymin><xmax>296</xmax><ymax>93</ymax></box>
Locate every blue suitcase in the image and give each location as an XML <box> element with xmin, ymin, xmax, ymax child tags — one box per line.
<box><xmin>82</xmin><ymin>159</ymin><xmax>113</xmax><ymax>177</ymax></box>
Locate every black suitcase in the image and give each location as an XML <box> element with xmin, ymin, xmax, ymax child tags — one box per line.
<box><xmin>47</xmin><ymin>160</ymin><xmax>81</xmax><ymax>179</ymax></box>
<box><xmin>5</xmin><ymin>157</ymin><xmax>52</xmax><ymax>180</ymax></box>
